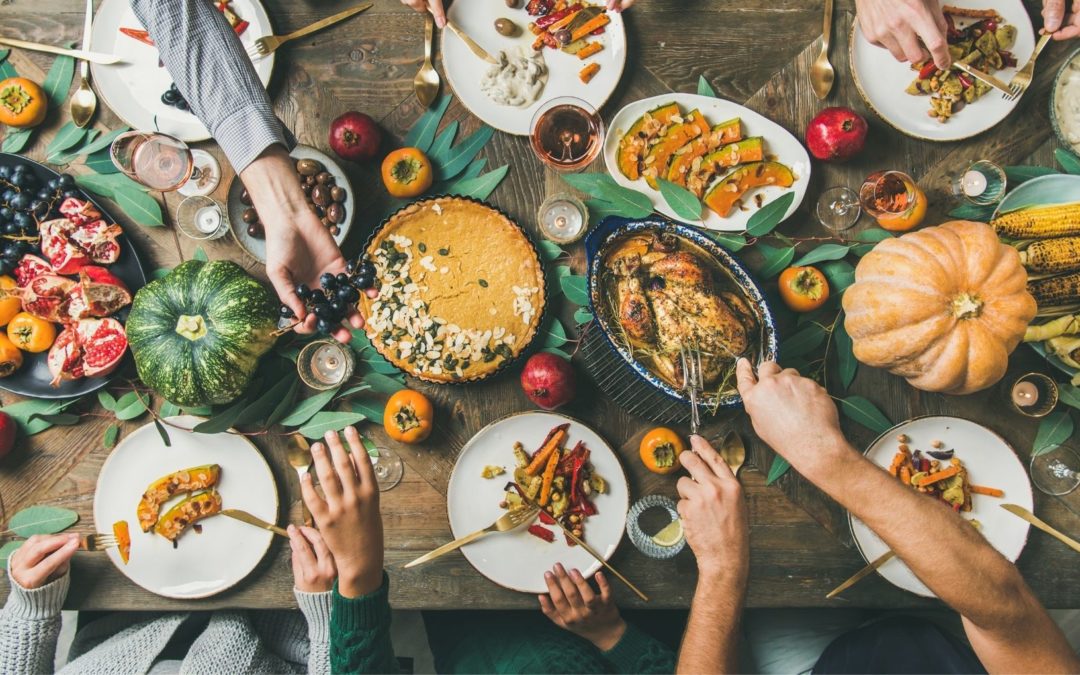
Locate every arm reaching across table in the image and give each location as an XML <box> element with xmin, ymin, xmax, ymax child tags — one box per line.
<box><xmin>735</xmin><ymin>359</ymin><xmax>1080</xmax><ymax>674</ymax></box>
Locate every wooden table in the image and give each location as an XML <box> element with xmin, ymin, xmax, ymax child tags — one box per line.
<box><xmin>2</xmin><ymin>0</ymin><xmax>1080</xmax><ymax>611</ymax></box>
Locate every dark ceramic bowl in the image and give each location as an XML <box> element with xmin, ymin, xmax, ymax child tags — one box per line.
<box><xmin>585</xmin><ymin>215</ymin><xmax>779</xmax><ymax>409</ymax></box>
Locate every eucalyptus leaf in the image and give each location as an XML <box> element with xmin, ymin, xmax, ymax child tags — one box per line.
<box><xmin>298</xmin><ymin>411</ymin><xmax>367</xmax><ymax>439</ymax></box>
<box><xmin>585</xmin><ymin>198</ymin><xmax>631</xmax><ymax>221</ymax></box>
<box><xmin>657</xmin><ymin>178</ymin><xmax>702</xmax><ymax>221</ymax></box>
<box><xmin>28</xmin><ymin>412</ymin><xmax>80</xmax><ymax>426</ymax></box>
<box><xmin>235</xmin><ymin>374</ymin><xmax>298</xmax><ymax>426</ymax></box>
<box><xmin>838</xmin><ymin>395</ymin><xmax>892</xmax><ymax>434</ymax></box>
<box><xmin>84</xmin><ymin>148</ymin><xmax>119</xmax><ymax>174</ymax></box>
<box><xmin>151</xmin><ymin>268</ymin><xmax>172</xmax><ymax>281</ymax></box>
<box><xmin>103</xmin><ymin>424</ymin><xmax>119</xmax><ymax>449</ymax></box>
<box><xmin>349</xmin><ymin>398</ymin><xmax>385</xmax><ymax>425</ymax></box>
<box><xmin>97</xmin><ymin>390</ymin><xmax>117</xmax><ymax>412</ymax></box>
<box><xmin>1059</xmin><ymin>383</ymin><xmax>1080</xmax><ymax>411</ymax></box>
<box><xmin>538</xmin><ymin>240</ymin><xmax>564</xmax><ymax>261</ymax></box>
<box><xmin>192</xmin><ymin>398</ymin><xmax>249</xmax><ymax>434</ymax></box>
<box><xmin>193</xmin><ymin>247</ymin><xmax>209</xmax><ymax>262</ymax></box>
<box><xmin>697</xmin><ymin>75</ymin><xmax>717</xmax><ymax>98</ymax></box>
<box><xmin>52</xmin><ymin>126</ymin><xmax>131</xmax><ymax>164</ymax></box>
<box><xmin>947</xmin><ymin>202</ymin><xmax>996</xmax><ymax>222</ymax></box>
<box><xmin>1056</xmin><ymin>148</ymin><xmax>1080</xmax><ymax>176</ymax></box>
<box><xmin>444</xmin><ymin>165</ymin><xmax>509</xmax><ymax>200</ymax></box>
<box><xmin>0</xmin><ymin>49</ymin><xmax>16</xmax><ymax>80</ymax></box>
<box><xmin>746</xmin><ymin>191</ymin><xmax>795</xmax><ymax>236</ymax></box>
<box><xmin>821</xmin><ymin>260</ymin><xmax>856</xmax><ymax>293</ymax></box>
<box><xmin>114</xmin><ymin>393</ymin><xmax>148</xmax><ymax>421</ymax></box>
<box><xmin>264</xmin><ymin>378</ymin><xmax>301</xmax><ymax>428</ymax></box>
<box><xmin>543</xmin><ymin>318</ymin><xmax>568</xmax><ymax>349</ymax></box>
<box><xmin>159</xmin><ymin>400</ymin><xmax>181</xmax><ymax>418</ymax></box>
<box><xmin>361</xmin><ymin>371</ymin><xmax>406</xmax><ymax>395</ymax></box>
<box><xmin>359</xmin><ymin>350</ymin><xmax>403</xmax><ymax>375</ymax></box>
<box><xmin>1033</xmin><ymin>410</ymin><xmax>1074</xmax><ymax>456</ymax></box>
<box><xmin>1</xmin><ymin>397</ymin><xmax>80</xmax><ymax>435</ymax></box>
<box><xmin>543</xmin><ymin>346</ymin><xmax>572</xmax><ymax>360</ymax></box>
<box><xmin>0</xmin><ymin>541</ymin><xmax>23</xmax><ymax>570</ymax></box>
<box><xmin>834</xmin><ymin>315</ymin><xmax>857</xmax><ymax>390</ymax></box>
<box><xmin>709</xmin><ymin>232</ymin><xmax>747</xmax><ymax>252</ymax></box>
<box><xmin>562</xmin><ymin>174</ymin><xmax>652</xmax><ymax>218</ymax></box>
<box><xmin>41</xmin><ymin>54</ymin><xmax>75</xmax><ymax>108</ymax></box>
<box><xmin>852</xmin><ymin>228</ymin><xmax>894</xmax><ymax>256</ymax></box>
<box><xmin>755</xmin><ymin>244</ymin><xmax>795</xmax><ymax>279</ymax></box>
<box><xmin>181</xmin><ymin>405</ymin><xmax>213</xmax><ymax>416</ymax></box>
<box><xmin>154</xmin><ymin>419</ymin><xmax>171</xmax><ymax>447</ymax></box>
<box><xmin>792</xmin><ymin>243</ymin><xmax>852</xmax><ymax>267</ymax></box>
<box><xmin>427</xmin><ymin>120</ymin><xmax>459</xmax><ymax>168</ymax></box>
<box><xmin>765</xmin><ymin>456</ymin><xmax>790</xmax><ymax>485</ymax></box>
<box><xmin>438</xmin><ymin>125</ymin><xmax>494</xmax><ymax>180</ymax></box>
<box><xmin>560</xmin><ymin>172</ymin><xmax>619</xmax><ymax>195</ymax></box>
<box><xmin>2</xmin><ymin>129</ymin><xmax>32</xmax><ymax>154</ymax></box>
<box><xmin>457</xmin><ymin>157</ymin><xmax>487</xmax><ymax>182</ymax></box>
<box><xmin>560</xmin><ymin>274</ymin><xmax>589</xmax><ymax>306</ymax></box>
<box><xmin>1004</xmin><ymin>165</ymin><xmax>1057</xmax><ymax>185</ymax></box>
<box><xmin>45</xmin><ymin>122</ymin><xmax>89</xmax><ymax>161</ymax></box>
<box><xmin>335</xmin><ymin>384</ymin><xmax>373</xmax><ymax>399</ymax></box>
<box><xmin>279</xmin><ymin>386</ymin><xmax>343</xmax><ymax>427</ymax></box>
<box><xmin>8</xmin><ymin>505</ymin><xmax>79</xmax><ymax>537</ymax></box>
<box><xmin>403</xmin><ymin>93</ymin><xmax>452</xmax><ymax>153</ymax></box>
<box><xmin>781</xmin><ymin>324</ymin><xmax>827</xmax><ymax>359</ymax></box>
<box><xmin>113</xmin><ymin>184</ymin><xmax>164</xmax><ymax>227</ymax></box>
<box><xmin>573</xmin><ymin>307</ymin><xmax>594</xmax><ymax>325</ymax></box>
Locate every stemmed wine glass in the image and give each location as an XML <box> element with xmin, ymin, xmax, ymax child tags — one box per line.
<box><xmin>110</xmin><ymin>131</ymin><xmax>220</xmax><ymax>196</ymax></box>
<box><xmin>1031</xmin><ymin>445</ymin><xmax>1080</xmax><ymax>497</ymax></box>
<box><xmin>358</xmin><ymin>433</ymin><xmax>403</xmax><ymax>491</ymax></box>
<box><xmin>529</xmin><ymin>96</ymin><xmax>605</xmax><ymax>172</ymax></box>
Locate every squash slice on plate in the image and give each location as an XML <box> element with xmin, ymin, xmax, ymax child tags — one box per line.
<box><xmin>703</xmin><ymin>161</ymin><xmax>794</xmax><ymax>217</ymax></box>
<box><xmin>686</xmin><ymin>137</ymin><xmax>766</xmax><ymax>197</ymax></box>
<box><xmin>617</xmin><ymin>102</ymin><xmax>681</xmax><ymax>181</ymax></box>
<box><xmin>137</xmin><ymin>464</ymin><xmax>221</xmax><ymax>532</ymax></box>
<box><xmin>641</xmin><ymin>109</ymin><xmax>710</xmax><ymax>189</ymax></box>
<box><xmin>665</xmin><ymin>118</ymin><xmax>743</xmax><ymax>188</ymax></box>
<box><xmin>154</xmin><ymin>490</ymin><xmax>223</xmax><ymax>543</ymax></box>
<box><xmin>113</xmin><ymin>520</ymin><xmax>131</xmax><ymax>565</ymax></box>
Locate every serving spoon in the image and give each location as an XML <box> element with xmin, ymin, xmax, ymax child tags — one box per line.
<box><xmin>809</xmin><ymin>0</ymin><xmax>835</xmax><ymax>100</ymax></box>
<box><xmin>413</xmin><ymin>12</ymin><xmax>440</xmax><ymax>108</ymax></box>
<box><xmin>70</xmin><ymin>0</ymin><xmax>98</xmax><ymax>128</ymax></box>
<box><xmin>718</xmin><ymin>430</ymin><xmax>746</xmax><ymax>477</ymax></box>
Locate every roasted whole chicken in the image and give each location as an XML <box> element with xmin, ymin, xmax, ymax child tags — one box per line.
<box><xmin>607</xmin><ymin>232</ymin><xmax>757</xmax><ymax>387</ymax></box>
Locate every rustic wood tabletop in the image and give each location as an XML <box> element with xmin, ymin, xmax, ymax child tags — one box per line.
<box><xmin>1</xmin><ymin>0</ymin><xmax>1079</xmax><ymax>611</ymax></box>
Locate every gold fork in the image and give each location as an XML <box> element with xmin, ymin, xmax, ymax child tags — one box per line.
<box><xmin>78</xmin><ymin>533</ymin><xmax>119</xmax><ymax>551</ymax></box>
<box><xmin>246</xmin><ymin>3</ymin><xmax>373</xmax><ymax>59</ymax></box>
<box><xmin>404</xmin><ymin>506</ymin><xmax>540</xmax><ymax>568</ymax></box>
<box><xmin>287</xmin><ymin>434</ymin><xmax>313</xmax><ymax>526</ymax></box>
<box><xmin>1007</xmin><ymin>33</ymin><xmax>1052</xmax><ymax>100</ymax></box>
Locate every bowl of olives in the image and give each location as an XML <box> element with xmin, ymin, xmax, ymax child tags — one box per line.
<box><xmin>226</xmin><ymin>144</ymin><xmax>354</xmax><ymax>263</ymax></box>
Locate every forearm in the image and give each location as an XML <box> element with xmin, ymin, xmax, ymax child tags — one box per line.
<box><xmin>330</xmin><ymin>573</ymin><xmax>398</xmax><ymax>675</ymax></box>
<box><xmin>677</xmin><ymin>572</ymin><xmax>743</xmax><ymax>674</ymax></box>
<box><xmin>294</xmin><ymin>590</ymin><xmax>332</xmax><ymax>675</ymax></box>
<box><xmin>0</xmin><ymin>572</ymin><xmax>69</xmax><ymax>674</ymax></box>
<box><xmin>599</xmin><ymin>622</ymin><xmax>676</xmax><ymax>674</ymax></box>
<box><xmin>240</xmin><ymin>146</ymin><xmax>312</xmax><ymax>230</ymax></box>
<box><xmin>129</xmin><ymin>0</ymin><xmax>290</xmax><ymax>171</ymax></box>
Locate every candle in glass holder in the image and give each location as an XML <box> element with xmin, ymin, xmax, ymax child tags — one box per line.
<box><xmin>1011</xmin><ymin>380</ymin><xmax>1039</xmax><ymax>408</ymax></box>
<box><xmin>297</xmin><ymin>339</ymin><xmax>356</xmax><ymax>390</ymax></box>
<box><xmin>961</xmin><ymin>170</ymin><xmax>987</xmax><ymax>198</ymax></box>
<box><xmin>194</xmin><ymin>204</ymin><xmax>223</xmax><ymax>234</ymax></box>
<box><xmin>538</xmin><ymin>194</ymin><xmax>588</xmax><ymax>244</ymax></box>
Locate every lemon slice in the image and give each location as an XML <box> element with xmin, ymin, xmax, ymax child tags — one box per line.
<box><xmin>651</xmin><ymin>519</ymin><xmax>684</xmax><ymax>547</ymax></box>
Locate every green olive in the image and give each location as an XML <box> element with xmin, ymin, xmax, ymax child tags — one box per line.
<box><xmin>296</xmin><ymin>158</ymin><xmax>322</xmax><ymax>176</ymax></box>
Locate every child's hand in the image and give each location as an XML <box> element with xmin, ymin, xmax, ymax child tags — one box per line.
<box><xmin>539</xmin><ymin>564</ymin><xmax>627</xmax><ymax>651</ymax></box>
<box><xmin>289</xmin><ymin>525</ymin><xmax>336</xmax><ymax>593</ymax></box>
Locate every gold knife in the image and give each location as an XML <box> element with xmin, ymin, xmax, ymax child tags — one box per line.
<box><xmin>0</xmin><ymin>37</ymin><xmax>125</xmax><ymax>65</ymax></box>
<box><xmin>1001</xmin><ymin>503</ymin><xmax>1080</xmax><ymax>554</ymax></box>
<box><xmin>445</xmin><ymin>21</ymin><xmax>498</xmax><ymax>65</ymax></box>
<box><xmin>951</xmin><ymin>61</ymin><xmax>1013</xmax><ymax>97</ymax></box>
<box><xmin>220</xmin><ymin>509</ymin><xmax>289</xmax><ymax>538</ymax></box>
<box><xmin>826</xmin><ymin>549</ymin><xmax>895</xmax><ymax>599</ymax></box>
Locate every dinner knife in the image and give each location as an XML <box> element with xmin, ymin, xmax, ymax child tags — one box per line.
<box><xmin>826</xmin><ymin>549</ymin><xmax>895</xmax><ymax>599</ymax></box>
<box><xmin>951</xmin><ymin>60</ymin><xmax>1013</xmax><ymax>97</ymax></box>
<box><xmin>1001</xmin><ymin>503</ymin><xmax>1080</xmax><ymax>554</ymax></box>
<box><xmin>0</xmin><ymin>37</ymin><xmax>125</xmax><ymax>65</ymax></box>
<box><xmin>220</xmin><ymin>508</ymin><xmax>289</xmax><ymax>538</ymax></box>
<box><xmin>444</xmin><ymin>21</ymin><xmax>498</xmax><ymax>65</ymax></box>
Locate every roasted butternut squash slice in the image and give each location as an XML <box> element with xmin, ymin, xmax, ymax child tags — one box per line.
<box><xmin>113</xmin><ymin>520</ymin><xmax>131</xmax><ymax>565</ymax></box>
<box><xmin>703</xmin><ymin>161</ymin><xmax>795</xmax><ymax>217</ymax></box>
<box><xmin>641</xmin><ymin>109</ymin><xmax>711</xmax><ymax>189</ymax></box>
<box><xmin>616</xmin><ymin>102</ymin><xmax>681</xmax><ymax>181</ymax></box>
<box><xmin>686</xmin><ymin>137</ymin><xmax>765</xmax><ymax>197</ymax></box>
<box><xmin>137</xmin><ymin>464</ymin><xmax>221</xmax><ymax>532</ymax></box>
<box><xmin>666</xmin><ymin>118</ymin><xmax>744</xmax><ymax>188</ymax></box>
<box><xmin>154</xmin><ymin>490</ymin><xmax>223</xmax><ymax>542</ymax></box>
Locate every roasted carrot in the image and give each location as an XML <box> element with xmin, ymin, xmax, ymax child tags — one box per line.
<box><xmin>969</xmin><ymin>484</ymin><xmax>1004</xmax><ymax>498</ymax></box>
<box><xmin>539</xmin><ymin>447</ymin><xmax>561</xmax><ymax>506</ymax></box>
<box><xmin>579</xmin><ymin>62</ymin><xmax>601</xmax><ymax>83</ymax></box>
<box><xmin>899</xmin><ymin>465</ymin><xmax>912</xmax><ymax>486</ymax></box>
<box><xmin>548</xmin><ymin>8</ymin><xmax>583</xmax><ymax>32</ymax></box>
<box><xmin>528</xmin><ymin>22</ymin><xmax>542</xmax><ymax>35</ymax></box>
<box><xmin>570</xmin><ymin>13</ymin><xmax>610</xmax><ymax>42</ymax></box>
<box><xmin>577</xmin><ymin>41</ymin><xmax>603</xmax><ymax>59</ymax></box>
<box><xmin>525</xmin><ymin>426</ymin><xmax>568</xmax><ymax>475</ymax></box>
<box><xmin>915</xmin><ymin>465</ymin><xmax>960</xmax><ymax>487</ymax></box>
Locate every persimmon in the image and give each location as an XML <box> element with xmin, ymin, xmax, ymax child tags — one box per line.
<box><xmin>0</xmin><ymin>78</ymin><xmax>47</xmax><ymax>128</ymax></box>
<box><xmin>0</xmin><ymin>275</ymin><xmax>21</xmax><ymax>326</ymax></box>
<box><xmin>639</xmin><ymin>427</ymin><xmax>685</xmax><ymax>475</ymax></box>
<box><xmin>7</xmin><ymin>312</ymin><xmax>55</xmax><ymax>352</ymax></box>
<box><xmin>385</xmin><ymin>389</ymin><xmax>434</xmax><ymax>444</ymax></box>
<box><xmin>779</xmin><ymin>266</ymin><xmax>830</xmax><ymax>313</ymax></box>
<box><xmin>0</xmin><ymin>332</ymin><xmax>23</xmax><ymax>376</ymax></box>
<box><xmin>381</xmin><ymin>148</ymin><xmax>433</xmax><ymax>198</ymax></box>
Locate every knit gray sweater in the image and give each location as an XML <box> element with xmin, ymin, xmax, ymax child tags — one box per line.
<box><xmin>1</xmin><ymin>568</ymin><xmax>332</xmax><ymax>674</ymax></box>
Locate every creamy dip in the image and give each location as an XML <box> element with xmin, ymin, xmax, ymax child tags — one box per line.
<box><xmin>480</xmin><ymin>49</ymin><xmax>547</xmax><ymax>108</ymax></box>
<box><xmin>1055</xmin><ymin>54</ymin><xmax>1080</xmax><ymax>152</ymax></box>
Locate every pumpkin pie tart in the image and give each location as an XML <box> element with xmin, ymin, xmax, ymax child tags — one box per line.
<box><xmin>359</xmin><ymin>196</ymin><xmax>546</xmax><ymax>382</ymax></box>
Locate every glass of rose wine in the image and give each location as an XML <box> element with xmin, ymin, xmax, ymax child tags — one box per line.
<box><xmin>529</xmin><ymin>96</ymin><xmax>605</xmax><ymax>172</ymax></box>
<box><xmin>110</xmin><ymin>131</ymin><xmax>220</xmax><ymax>196</ymax></box>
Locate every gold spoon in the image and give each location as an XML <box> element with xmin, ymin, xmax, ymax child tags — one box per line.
<box><xmin>286</xmin><ymin>434</ymin><xmax>313</xmax><ymax>526</ymax></box>
<box><xmin>719</xmin><ymin>430</ymin><xmax>746</xmax><ymax>477</ymax></box>
<box><xmin>413</xmin><ymin>12</ymin><xmax>440</xmax><ymax>108</ymax></box>
<box><xmin>70</xmin><ymin>0</ymin><xmax>97</xmax><ymax>128</ymax></box>
<box><xmin>809</xmin><ymin>0</ymin><xmax>835</xmax><ymax>100</ymax></box>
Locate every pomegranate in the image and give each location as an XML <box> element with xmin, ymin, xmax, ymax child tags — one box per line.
<box><xmin>329</xmin><ymin>111</ymin><xmax>382</xmax><ymax>162</ymax></box>
<box><xmin>41</xmin><ymin>218</ymin><xmax>90</xmax><ymax>274</ymax></box>
<box><xmin>47</xmin><ymin>317</ymin><xmax>127</xmax><ymax>386</ymax></box>
<box><xmin>13</xmin><ymin>254</ymin><xmax>53</xmax><ymax>287</ymax></box>
<box><xmin>520</xmin><ymin>352</ymin><xmax>576</xmax><ymax>410</ymax></box>
<box><xmin>58</xmin><ymin>197</ymin><xmax>101</xmax><ymax>226</ymax></box>
<box><xmin>70</xmin><ymin>219</ymin><xmax>122</xmax><ymax>264</ymax></box>
<box><xmin>0</xmin><ymin>411</ymin><xmax>14</xmax><ymax>461</ymax></box>
<box><xmin>17</xmin><ymin>274</ymin><xmax>76</xmax><ymax>322</ymax></box>
<box><xmin>805</xmin><ymin>107</ymin><xmax>868</xmax><ymax>162</ymax></box>
<box><xmin>76</xmin><ymin>266</ymin><xmax>131</xmax><ymax>317</ymax></box>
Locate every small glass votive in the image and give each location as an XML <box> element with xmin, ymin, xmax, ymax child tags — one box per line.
<box><xmin>952</xmin><ymin>160</ymin><xmax>1006</xmax><ymax>206</ymax></box>
<box><xmin>176</xmin><ymin>195</ymin><xmax>229</xmax><ymax>240</ymax></box>
<box><xmin>626</xmin><ymin>495</ymin><xmax>685</xmax><ymax>560</ymax></box>
<box><xmin>1004</xmin><ymin>372</ymin><xmax>1059</xmax><ymax>418</ymax></box>
<box><xmin>815</xmin><ymin>186</ymin><xmax>861</xmax><ymax>231</ymax></box>
<box><xmin>297</xmin><ymin>339</ymin><xmax>356</xmax><ymax>390</ymax></box>
<box><xmin>537</xmin><ymin>193</ymin><xmax>589</xmax><ymax>244</ymax></box>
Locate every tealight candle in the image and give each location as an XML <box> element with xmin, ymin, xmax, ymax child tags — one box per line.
<box><xmin>1011</xmin><ymin>380</ymin><xmax>1039</xmax><ymax>408</ymax></box>
<box><xmin>961</xmin><ymin>169</ymin><xmax>987</xmax><ymax>198</ymax></box>
<box><xmin>538</xmin><ymin>193</ymin><xmax>588</xmax><ymax>244</ymax></box>
<box><xmin>297</xmin><ymin>339</ymin><xmax>356</xmax><ymax>390</ymax></box>
<box><xmin>194</xmin><ymin>204</ymin><xmax>223</xmax><ymax>234</ymax></box>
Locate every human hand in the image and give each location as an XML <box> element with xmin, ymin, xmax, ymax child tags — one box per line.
<box><xmin>676</xmin><ymin>436</ymin><xmax>749</xmax><ymax>582</ymax></box>
<box><xmin>605</xmin><ymin>0</ymin><xmax>635</xmax><ymax>11</ymax></box>
<box><xmin>401</xmin><ymin>0</ymin><xmax>446</xmax><ymax>27</ymax></box>
<box><xmin>299</xmin><ymin>426</ymin><xmax>384</xmax><ymax>598</ymax></box>
<box><xmin>856</xmin><ymin>0</ymin><xmax>951</xmax><ymax>69</ymax></box>
<box><xmin>539</xmin><ymin>564</ymin><xmax>626</xmax><ymax>651</ymax></box>
<box><xmin>8</xmin><ymin>533</ymin><xmax>79</xmax><ymax>590</ymax></box>
<box><xmin>288</xmin><ymin>524</ymin><xmax>337</xmax><ymax>593</ymax></box>
<box><xmin>1045</xmin><ymin>0</ymin><xmax>1080</xmax><ymax>39</ymax></box>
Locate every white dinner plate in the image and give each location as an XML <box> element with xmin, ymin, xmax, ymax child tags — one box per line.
<box><xmin>93</xmin><ymin>416</ymin><xmax>278</xmax><ymax>599</ymax></box>
<box><xmin>850</xmin><ymin>0</ymin><xmax>1034</xmax><ymax>142</ymax></box>
<box><xmin>90</xmin><ymin>0</ymin><xmax>275</xmax><ymax>143</ymax></box>
<box><xmin>227</xmin><ymin>145</ymin><xmax>354</xmax><ymax>263</ymax></box>
<box><xmin>442</xmin><ymin>1</ymin><xmax>627</xmax><ymax>136</ymax></box>
<box><xmin>848</xmin><ymin>416</ymin><xmax>1033</xmax><ymax>598</ymax></box>
<box><xmin>446</xmin><ymin>412</ymin><xmax>630</xmax><ymax>593</ymax></box>
<box><xmin>603</xmin><ymin>93</ymin><xmax>811</xmax><ymax>232</ymax></box>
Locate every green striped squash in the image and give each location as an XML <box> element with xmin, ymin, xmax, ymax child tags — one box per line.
<box><xmin>126</xmin><ymin>260</ymin><xmax>278</xmax><ymax>407</ymax></box>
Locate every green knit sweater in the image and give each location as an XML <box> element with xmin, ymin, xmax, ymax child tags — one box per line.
<box><xmin>330</xmin><ymin>574</ymin><xmax>398</xmax><ymax>675</ymax></box>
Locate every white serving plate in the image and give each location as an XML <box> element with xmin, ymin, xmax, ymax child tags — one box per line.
<box><xmin>848</xmin><ymin>416</ymin><xmax>1033</xmax><ymax>598</ymax></box>
<box><xmin>442</xmin><ymin>1</ymin><xmax>627</xmax><ymax>136</ymax></box>
<box><xmin>603</xmin><ymin>93</ymin><xmax>811</xmax><ymax>232</ymax></box>
<box><xmin>90</xmin><ymin>0</ymin><xmax>275</xmax><ymax>142</ymax></box>
<box><xmin>850</xmin><ymin>0</ymin><xmax>1034</xmax><ymax>142</ymax></box>
<box><xmin>446</xmin><ymin>412</ymin><xmax>629</xmax><ymax>593</ymax></box>
<box><xmin>93</xmin><ymin>416</ymin><xmax>278</xmax><ymax>599</ymax></box>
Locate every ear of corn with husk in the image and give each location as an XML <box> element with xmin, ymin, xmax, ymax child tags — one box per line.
<box><xmin>1025</xmin><ymin>314</ymin><xmax>1080</xmax><ymax>341</ymax></box>
<box><xmin>992</xmin><ymin>202</ymin><xmax>1080</xmax><ymax>239</ymax></box>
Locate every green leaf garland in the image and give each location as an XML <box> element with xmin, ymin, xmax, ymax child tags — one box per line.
<box><xmin>838</xmin><ymin>395</ymin><xmax>892</xmax><ymax>434</ymax></box>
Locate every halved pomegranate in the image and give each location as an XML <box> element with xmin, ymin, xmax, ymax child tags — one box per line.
<box><xmin>70</xmin><ymin>220</ymin><xmax>122</xmax><ymax>265</ymax></box>
<box><xmin>40</xmin><ymin>218</ymin><xmax>90</xmax><ymax>275</ymax></box>
<box><xmin>13</xmin><ymin>254</ymin><xmax>54</xmax><ymax>288</ymax></box>
<box><xmin>77</xmin><ymin>266</ymin><xmax>131</xmax><ymax>317</ymax></box>
<box><xmin>15</xmin><ymin>275</ymin><xmax>77</xmax><ymax>322</ymax></box>
<box><xmin>58</xmin><ymin>198</ymin><xmax>102</xmax><ymax>227</ymax></box>
<box><xmin>47</xmin><ymin>318</ymin><xmax>127</xmax><ymax>386</ymax></box>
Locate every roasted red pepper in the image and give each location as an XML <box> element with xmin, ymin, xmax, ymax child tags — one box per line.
<box><xmin>536</xmin><ymin>4</ymin><xmax>582</xmax><ymax>29</ymax></box>
<box><xmin>528</xmin><ymin>524</ymin><xmax>555</xmax><ymax>542</ymax></box>
<box><xmin>920</xmin><ymin>458</ymin><xmax>931</xmax><ymax>473</ymax></box>
<box><xmin>538</xmin><ymin>510</ymin><xmax>556</xmax><ymax>525</ymax></box>
<box><xmin>590</xmin><ymin>26</ymin><xmax>606</xmax><ymax>35</ymax></box>
<box><xmin>569</xmin><ymin>446</ymin><xmax>588</xmax><ymax>505</ymax></box>
<box><xmin>119</xmin><ymin>27</ymin><xmax>156</xmax><ymax>47</ymax></box>
<box><xmin>918</xmin><ymin>61</ymin><xmax>937</xmax><ymax>79</ymax></box>
<box><xmin>956</xmin><ymin>72</ymin><xmax>973</xmax><ymax>89</ymax></box>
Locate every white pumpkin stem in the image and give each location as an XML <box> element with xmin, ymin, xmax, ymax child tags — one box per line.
<box><xmin>951</xmin><ymin>293</ymin><xmax>983</xmax><ymax>320</ymax></box>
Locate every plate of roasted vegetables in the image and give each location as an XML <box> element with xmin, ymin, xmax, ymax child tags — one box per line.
<box><xmin>93</xmin><ymin>416</ymin><xmax>278</xmax><ymax>599</ymax></box>
<box><xmin>446</xmin><ymin>412</ymin><xmax>629</xmax><ymax>593</ymax></box>
<box><xmin>603</xmin><ymin>94</ymin><xmax>810</xmax><ymax>232</ymax></box>
<box><xmin>849</xmin><ymin>416</ymin><xmax>1032</xmax><ymax>598</ymax></box>
<box><xmin>89</xmin><ymin>0</ymin><xmax>275</xmax><ymax>142</ymax></box>
<box><xmin>851</xmin><ymin>1</ymin><xmax>1034</xmax><ymax>141</ymax></box>
<box><xmin>441</xmin><ymin>0</ymin><xmax>626</xmax><ymax>135</ymax></box>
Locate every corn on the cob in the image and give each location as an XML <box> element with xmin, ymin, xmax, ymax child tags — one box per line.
<box><xmin>1028</xmin><ymin>271</ymin><xmax>1080</xmax><ymax>307</ymax></box>
<box><xmin>991</xmin><ymin>202</ymin><xmax>1080</xmax><ymax>239</ymax></box>
<box><xmin>1020</xmin><ymin>237</ymin><xmax>1080</xmax><ymax>274</ymax></box>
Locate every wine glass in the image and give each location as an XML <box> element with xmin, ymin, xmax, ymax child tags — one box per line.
<box><xmin>175</xmin><ymin>195</ymin><xmax>230</xmax><ymax>240</ymax></box>
<box><xmin>529</xmin><ymin>96</ymin><xmax>605</xmax><ymax>172</ymax></box>
<box><xmin>1031</xmin><ymin>445</ymin><xmax>1080</xmax><ymax>497</ymax></box>
<box><xmin>815</xmin><ymin>186</ymin><xmax>861</xmax><ymax>231</ymax></box>
<box><xmin>859</xmin><ymin>170</ymin><xmax>926</xmax><ymax>230</ymax></box>
<box><xmin>369</xmin><ymin>446</ymin><xmax>404</xmax><ymax>491</ymax></box>
<box><xmin>110</xmin><ymin>131</ymin><xmax>220</xmax><ymax>196</ymax></box>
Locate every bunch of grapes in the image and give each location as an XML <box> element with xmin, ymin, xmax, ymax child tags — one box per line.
<box><xmin>281</xmin><ymin>258</ymin><xmax>377</xmax><ymax>334</ymax></box>
<box><xmin>0</xmin><ymin>167</ymin><xmax>80</xmax><ymax>239</ymax></box>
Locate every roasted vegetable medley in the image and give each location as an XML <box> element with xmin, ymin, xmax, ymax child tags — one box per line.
<box><xmin>888</xmin><ymin>434</ymin><xmax>1003</xmax><ymax>512</ymax></box>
